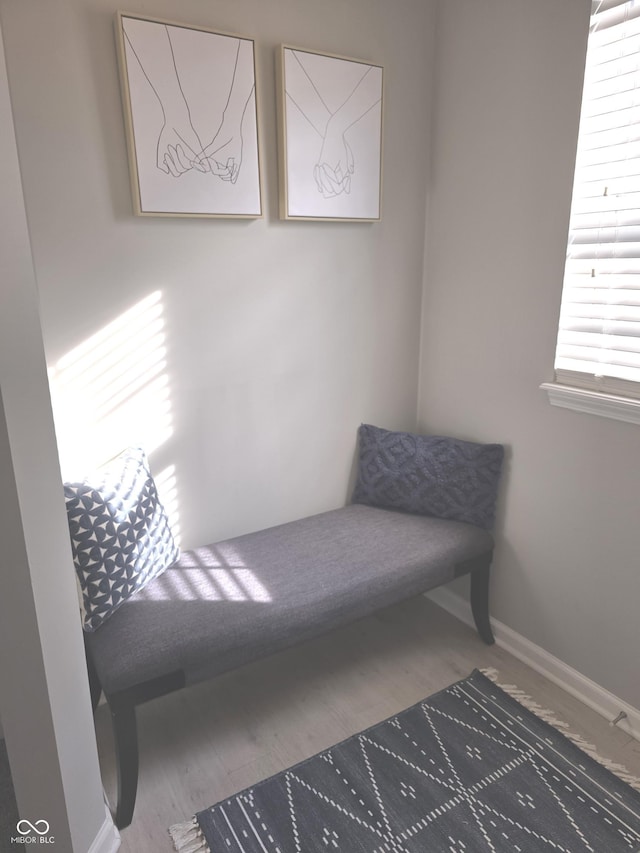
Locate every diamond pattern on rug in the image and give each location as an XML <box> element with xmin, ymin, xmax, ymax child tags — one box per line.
<box><xmin>189</xmin><ymin>671</ymin><xmax>640</xmax><ymax>853</ymax></box>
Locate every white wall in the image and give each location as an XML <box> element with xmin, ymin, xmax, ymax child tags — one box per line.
<box><xmin>0</xmin><ymin>20</ymin><xmax>113</xmax><ymax>851</ymax></box>
<box><xmin>6</xmin><ymin>2</ymin><xmax>637</xmax><ymax>847</ymax></box>
<box><xmin>0</xmin><ymin>1</ymin><xmax>434</xmax><ymax>844</ymax></box>
<box><xmin>420</xmin><ymin>0</ymin><xmax>640</xmax><ymax>710</ymax></box>
<box><xmin>0</xmin><ymin>0</ymin><xmax>436</xmax><ymax>550</ymax></box>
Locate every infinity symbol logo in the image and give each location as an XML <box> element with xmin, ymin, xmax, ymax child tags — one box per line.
<box><xmin>16</xmin><ymin>819</ymin><xmax>50</xmax><ymax>836</ymax></box>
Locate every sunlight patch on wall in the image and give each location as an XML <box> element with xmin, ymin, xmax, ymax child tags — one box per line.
<box><xmin>48</xmin><ymin>291</ymin><xmax>173</xmax><ymax>478</ymax></box>
<box><xmin>155</xmin><ymin>464</ymin><xmax>181</xmax><ymax>546</ymax></box>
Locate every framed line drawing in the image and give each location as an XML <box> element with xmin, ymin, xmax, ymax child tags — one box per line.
<box><xmin>115</xmin><ymin>12</ymin><xmax>262</xmax><ymax>218</ymax></box>
<box><xmin>277</xmin><ymin>46</ymin><xmax>383</xmax><ymax>222</ymax></box>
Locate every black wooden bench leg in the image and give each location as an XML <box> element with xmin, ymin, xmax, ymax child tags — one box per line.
<box><xmin>110</xmin><ymin>701</ymin><xmax>139</xmax><ymax>829</ymax></box>
<box><xmin>470</xmin><ymin>563</ymin><xmax>495</xmax><ymax>645</ymax></box>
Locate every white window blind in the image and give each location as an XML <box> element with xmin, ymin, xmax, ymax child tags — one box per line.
<box><xmin>555</xmin><ymin>0</ymin><xmax>640</xmax><ymax>399</ymax></box>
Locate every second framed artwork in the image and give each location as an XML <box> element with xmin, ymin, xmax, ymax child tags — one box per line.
<box><xmin>277</xmin><ymin>46</ymin><xmax>384</xmax><ymax>222</ymax></box>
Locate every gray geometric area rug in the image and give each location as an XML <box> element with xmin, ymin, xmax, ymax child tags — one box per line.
<box><xmin>170</xmin><ymin>670</ymin><xmax>640</xmax><ymax>853</ymax></box>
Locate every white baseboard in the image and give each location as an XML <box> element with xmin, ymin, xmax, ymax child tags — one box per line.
<box><xmin>87</xmin><ymin>805</ymin><xmax>120</xmax><ymax>853</ymax></box>
<box><xmin>426</xmin><ymin>587</ymin><xmax>640</xmax><ymax>743</ymax></box>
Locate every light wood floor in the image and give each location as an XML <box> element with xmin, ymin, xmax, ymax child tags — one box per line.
<box><xmin>94</xmin><ymin>597</ymin><xmax>640</xmax><ymax>852</ymax></box>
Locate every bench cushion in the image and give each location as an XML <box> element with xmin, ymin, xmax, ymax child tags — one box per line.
<box><xmin>86</xmin><ymin>504</ymin><xmax>493</xmax><ymax>696</ymax></box>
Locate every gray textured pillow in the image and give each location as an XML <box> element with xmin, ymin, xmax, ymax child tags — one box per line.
<box><xmin>64</xmin><ymin>447</ymin><xmax>179</xmax><ymax>631</ymax></box>
<box><xmin>352</xmin><ymin>424</ymin><xmax>504</xmax><ymax>530</ymax></box>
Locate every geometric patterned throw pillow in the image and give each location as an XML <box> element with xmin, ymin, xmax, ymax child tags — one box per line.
<box><xmin>352</xmin><ymin>423</ymin><xmax>505</xmax><ymax>530</ymax></box>
<box><xmin>64</xmin><ymin>447</ymin><xmax>180</xmax><ymax>632</ymax></box>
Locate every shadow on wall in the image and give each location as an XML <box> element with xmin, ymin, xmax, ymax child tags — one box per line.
<box><xmin>47</xmin><ymin>290</ymin><xmax>180</xmax><ymax>541</ymax></box>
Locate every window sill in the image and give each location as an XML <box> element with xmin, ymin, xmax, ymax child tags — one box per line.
<box><xmin>540</xmin><ymin>382</ymin><xmax>640</xmax><ymax>426</ymax></box>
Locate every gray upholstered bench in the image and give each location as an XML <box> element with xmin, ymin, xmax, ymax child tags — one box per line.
<box><xmin>76</xmin><ymin>425</ymin><xmax>504</xmax><ymax>828</ymax></box>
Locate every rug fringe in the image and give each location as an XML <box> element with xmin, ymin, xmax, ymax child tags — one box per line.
<box><xmin>480</xmin><ymin>668</ymin><xmax>640</xmax><ymax>792</ymax></box>
<box><xmin>169</xmin><ymin>817</ymin><xmax>211</xmax><ymax>853</ymax></box>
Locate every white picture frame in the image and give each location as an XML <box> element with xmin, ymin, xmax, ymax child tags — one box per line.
<box><xmin>277</xmin><ymin>45</ymin><xmax>383</xmax><ymax>222</ymax></box>
<box><xmin>115</xmin><ymin>12</ymin><xmax>263</xmax><ymax>218</ymax></box>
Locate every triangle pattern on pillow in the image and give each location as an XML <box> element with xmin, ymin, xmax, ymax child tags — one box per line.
<box><xmin>64</xmin><ymin>447</ymin><xmax>179</xmax><ymax>631</ymax></box>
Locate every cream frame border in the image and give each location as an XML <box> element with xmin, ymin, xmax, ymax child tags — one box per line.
<box><xmin>115</xmin><ymin>11</ymin><xmax>264</xmax><ymax>219</ymax></box>
<box><xmin>276</xmin><ymin>44</ymin><xmax>384</xmax><ymax>223</ymax></box>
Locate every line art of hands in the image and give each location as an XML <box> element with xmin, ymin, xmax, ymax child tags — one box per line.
<box><xmin>191</xmin><ymin>111</ymin><xmax>249</xmax><ymax>184</ymax></box>
<box><xmin>124</xmin><ymin>21</ymin><xmax>253</xmax><ymax>183</ymax></box>
<box><xmin>285</xmin><ymin>51</ymin><xmax>381</xmax><ymax>199</ymax></box>
<box><xmin>156</xmin><ymin>124</ymin><xmax>208</xmax><ymax>177</ymax></box>
<box><xmin>158</xmin><ymin>117</ymin><xmax>246</xmax><ymax>183</ymax></box>
<box><xmin>314</xmin><ymin>132</ymin><xmax>354</xmax><ymax>198</ymax></box>
<box><xmin>190</xmin><ymin>40</ymin><xmax>255</xmax><ymax>184</ymax></box>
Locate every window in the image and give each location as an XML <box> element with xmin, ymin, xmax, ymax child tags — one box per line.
<box><xmin>544</xmin><ymin>0</ymin><xmax>640</xmax><ymax>423</ymax></box>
